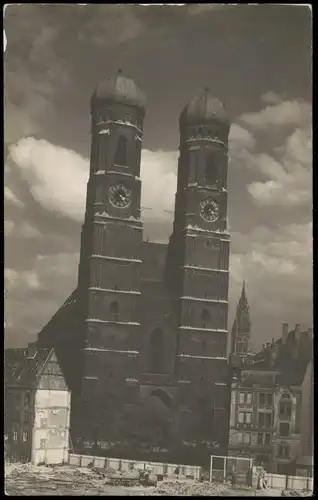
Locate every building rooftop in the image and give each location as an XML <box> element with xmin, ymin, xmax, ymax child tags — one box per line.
<box><xmin>233</xmin><ymin>326</ymin><xmax>313</xmax><ymax>387</ymax></box>
<box><xmin>4</xmin><ymin>345</ymin><xmax>52</xmax><ymax>388</ymax></box>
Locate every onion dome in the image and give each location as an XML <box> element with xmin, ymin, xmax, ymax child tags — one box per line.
<box><xmin>180</xmin><ymin>87</ymin><xmax>229</xmax><ymax>127</ymax></box>
<box><xmin>91</xmin><ymin>70</ymin><xmax>146</xmax><ymax>111</ymax></box>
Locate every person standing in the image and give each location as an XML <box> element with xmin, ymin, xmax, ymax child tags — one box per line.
<box><xmin>231</xmin><ymin>465</ymin><xmax>237</xmax><ymax>489</ymax></box>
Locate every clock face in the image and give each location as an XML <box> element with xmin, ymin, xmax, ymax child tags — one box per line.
<box><xmin>109</xmin><ymin>183</ymin><xmax>132</xmax><ymax>208</ymax></box>
<box><xmin>200</xmin><ymin>198</ymin><xmax>219</xmax><ymax>222</ymax></box>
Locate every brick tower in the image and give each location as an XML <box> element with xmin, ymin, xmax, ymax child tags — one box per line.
<box><xmin>75</xmin><ymin>71</ymin><xmax>146</xmax><ymax>440</ymax></box>
<box><xmin>167</xmin><ymin>88</ymin><xmax>231</xmax><ymax>448</ymax></box>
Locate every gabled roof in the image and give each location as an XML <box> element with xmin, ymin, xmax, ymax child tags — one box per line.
<box><xmin>4</xmin><ymin>346</ymin><xmax>52</xmax><ymax>388</ymax></box>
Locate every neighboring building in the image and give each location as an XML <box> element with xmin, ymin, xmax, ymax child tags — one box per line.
<box><xmin>229</xmin><ymin>323</ymin><xmax>313</xmax><ymax>474</ymax></box>
<box><xmin>296</xmin><ymin>359</ymin><xmax>313</xmax><ymax>477</ymax></box>
<box><xmin>230</xmin><ymin>281</ymin><xmax>252</xmax><ymax>360</ymax></box>
<box><xmin>4</xmin><ymin>343</ymin><xmax>71</xmax><ymax>465</ymax></box>
<box><xmin>37</xmin><ymin>72</ymin><xmax>232</xmax><ymax>463</ymax></box>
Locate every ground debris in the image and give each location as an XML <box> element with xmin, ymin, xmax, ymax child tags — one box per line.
<box><xmin>281</xmin><ymin>490</ymin><xmax>312</xmax><ymax>497</ymax></box>
<box><xmin>149</xmin><ymin>479</ymin><xmax>230</xmax><ymax>496</ymax></box>
<box><xmin>4</xmin><ymin>463</ymin><xmax>304</xmax><ymax>497</ymax></box>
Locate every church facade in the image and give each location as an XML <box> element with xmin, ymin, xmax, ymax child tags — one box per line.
<box><xmin>38</xmin><ymin>72</ymin><xmax>232</xmax><ymax>464</ymax></box>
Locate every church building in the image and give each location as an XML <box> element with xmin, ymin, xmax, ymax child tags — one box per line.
<box><xmin>37</xmin><ymin>72</ymin><xmax>232</xmax><ymax>464</ymax></box>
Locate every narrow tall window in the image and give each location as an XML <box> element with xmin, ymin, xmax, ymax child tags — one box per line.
<box><xmin>205</xmin><ymin>148</ymin><xmax>218</xmax><ymax>185</ymax></box>
<box><xmin>279</xmin><ymin>394</ymin><xmax>292</xmax><ymax>418</ymax></box>
<box><xmin>149</xmin><ymin>328</ymin><xmax>164</xmax><ymax>374</ymax></box>
<box><xmin>188</xmin><ymin>149</ymin><xmax>199</xmax><ymax>184</ymax></box>
<box><xmin>110</xmin><ymin>301</ymin><xmax>119</xmax><ymax>322</ymax></box>
<box><xmin>114</xmin><ymin>136</ymin><xmax>128</xmax><ymax>166</ymax></box>
<box><xmin>201</xmin><ymin>308</ymin><xmax>210</xmax><ymax>324</ymax></box>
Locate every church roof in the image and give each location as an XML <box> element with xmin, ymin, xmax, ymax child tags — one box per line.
<box><xmin>37</xmin><ymin>288</ymin><xmax>81</xmax><ymax>345</ymax></box>
<box><xmin>92</xmin><ymin>71</ymin><xmax>146</xmax><ymax>111</ymax></box>
<box><xmin>180</xmin><ymin>88</ymin><xmax>230</xmax><ymax>127</ymax></box>
<box><xmin>140</xmin><ymin>241</ymin><xmax>168</xmax><ymax>282</ymax></box>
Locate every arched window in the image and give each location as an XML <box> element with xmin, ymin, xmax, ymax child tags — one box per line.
<box><xmin>201</xmin><ymin>308</ymin><xmax>210</xmax><ymax>323</ymax></box>
<box><xmin>114</xmin><ymin>136</ymin><xmax>128</xmax><ymax>166</ymax></box>
<box><xmin>279</xmin><ymin>393</ymin><xmax>292</xmax><ymax>419</ymax></box>
<box><xmin>150</xmin><ymin>388</ymin><xmax>172</xmax><ymax>409</ymax></box>
<box><xmin>188</xmin><ymin>149</ymin><xmax>199</xmax><ymax>184</ymax></box>
<box><xmin>110</xmin><ymin>301</ymin><xmax>119</xmax><ymax>322</ymax></box>
<box><xmin>149</xmin><ymin>328</ymin><xmax>165</xmax><ymax>374</ymax></box>
<box><xmin>96</xmin><ymin>184</ymin><xmax>104</xmax><ymax>204</ymax></box>
<box><xmin>137</xmin><ymin>117</ymin><xmax>143</xmax><ymax>130</ymax></box>
<box><xmin>205</xmin><ymin>148</ymin><xmax>218</xmax><ymax>185</ymax></box>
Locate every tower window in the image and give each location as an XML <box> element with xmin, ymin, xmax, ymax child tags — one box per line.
<box><xmin>110</xmin><ymin>301</ymin><xmax>119</xmax><ymax>321</ymax></box>
<box><xmin>98</xmin><ymin>110</ymin><xmax>109</xmax><ymax>123</ymax></box>
<box><xmin>188</xmin><ymin>149</ymin><xmax>199</xmax><ymax>183</ymax></box>
<box><xmin>125</xmin><ymin>113</ymin><xmax>131</xmax><ymax>123</ymax></box>
<box><xmin>96</xmin><ymin>184</ymin><xmax>104</xmax><ymax>204</ymax></box>
<box><xmin>114</xmin><ymin>136</ymin><xmax>128</xmax><ymax>166</ymax></box>
<box><xmin>149</xmin><ymin>328</ymin><xmax>165</xmax><ymax>374</ymax></box>
<box><xmin>205</xmin><ymin>149</ymin><xmax>218</xmax><ymax>185</ymax></box>
<box><xmin>201</xmin><ymin>308</ymin><xmax>210</xmax><ymax>323</ymax></box>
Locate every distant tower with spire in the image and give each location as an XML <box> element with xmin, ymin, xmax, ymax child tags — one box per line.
<box><xmin>231</xmin><ymin>281</ymin><xmax>251</xmax><ymax>359</ymax></box>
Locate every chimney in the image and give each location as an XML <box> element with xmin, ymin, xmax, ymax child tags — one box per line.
<box><xmin>26</xmin><ymin>342</ymin><xmax>37</xmax><ymax>359</ymax></box>
<box><xmin>282</xmin><ymin>322</ymin><xmax>289</xmax><ymax>344</ymax></box>
<box><xmin>295</xmin><ymin>323</ymin><xmax>301</xmax><ymax>343</ymax></box>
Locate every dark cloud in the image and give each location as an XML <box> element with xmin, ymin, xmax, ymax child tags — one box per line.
<box><xmin>4</xmin><ymin>5</ymin><xmax>312</xmax><ymax>350</ymax></box>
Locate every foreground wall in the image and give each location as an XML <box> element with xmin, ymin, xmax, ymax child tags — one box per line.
<box><xmin>32</xmin><ymin>388</ymin><xmax>70</xmax><ymax>465</ymax></box>
<box><xmin>251</xmin><ymin>467</ymin><xmax>313</xmax><ymax>492</ymax></box>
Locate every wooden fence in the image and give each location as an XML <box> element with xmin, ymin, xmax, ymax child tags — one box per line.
<box><xmin>68</xmin><ymin>453</ymin><xmax>202</xmax><ymax>479</ymax></box>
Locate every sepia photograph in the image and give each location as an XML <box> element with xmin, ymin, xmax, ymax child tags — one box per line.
<box><xmin>4</xmin><ymin>4</ymin><xmax>312</xmax><ymax>496</ymax></box>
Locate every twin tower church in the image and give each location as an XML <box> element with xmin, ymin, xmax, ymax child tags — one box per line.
<box><xmin>37</xmin><ymin>71</ymin><xmax>247</xmax><ymax>462</ymax></box>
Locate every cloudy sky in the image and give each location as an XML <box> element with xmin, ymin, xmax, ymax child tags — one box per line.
<box><xmin>4</xmin><ymin>4</ymin><xmax>312</xmax><ymax>350</ymax></box>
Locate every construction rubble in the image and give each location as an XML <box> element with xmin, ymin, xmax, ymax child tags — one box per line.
<box><xmin>4</xmin><ymin>463</ymin><xmax>311</xmax><ymax>496</ymax></box>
